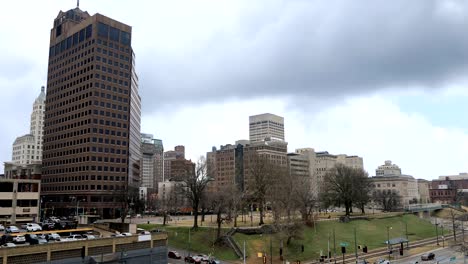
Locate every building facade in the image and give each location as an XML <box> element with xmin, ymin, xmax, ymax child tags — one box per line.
<box><xmin>249</xmin><ymin>113</ymin><xmax>285</xmax><ymax>143</ymax></box>
<box><xmin>140</xmin><ymin>133</ymin><xmax>164</xmax><ymax>189</ymax></box>
<box><xmin>11</xmin><ymin>87</ymin><xmax>46</xmax><ymax>165</ymax></box>
<box><xmin>163</xmin><ymin>146</ymin><xmax>185</xmax><ymax>181</ymax></box>
<box><xmin>207</xmin><ymin>139</ymin><xmax>288</xmax><ymax>194</ymax></box>
<box><xmin>0</xmin><ymin>179</ymin><xmax>41</xmax><ymax>224</ymax></box>
<box><xmin>417</xmin><ymin>179</ymin><xmax>431</xmax><ymax>204</ymax></box>
<box><xmin>370</xmin><ymin>161</ymin><xmax>420</xmax><ymax>207</ymax></box>
<box><xmin>4</xmin><ymin>163</ymin><xmax>42</xmax><ymax>180</ymax></box>
<box><xmin>41</xmin><ymin>6</ymin><xmax>140</xmax><ymax>218</ymax></box>
<box><xmin>430</xmin><ymin>173</ymin><xmax>468</xmax><ymax>204</ymax></box>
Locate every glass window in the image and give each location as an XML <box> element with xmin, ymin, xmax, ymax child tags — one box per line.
<box><xmin>79</xmin><ymin>28</ymin><xmax>85</xmax><ymax>42</ymax></box>
<box><xmin>60</xmin><ymin>40</ymin><xmax>66</xmax><ymax>52</ymax></box>
<box><xmin>120</xmin><ymin>31</ymin><xmax>131</xmax><ymax>46</ymax></box>
<box><xmin>85</xmin><ymin>24</ymin><xmax>92</xmax><ymax>39</ymax></box>
<box><xmin>98</xmin><ymin>22</ymin><xmax>109</xmax><ymax>38</ymax></box>
<box><xmin>66</xmin><ymin>36</ymin><xmax>72</xmax><ymax>49</ymax></box>
<box><xmin>73</xmin><ymin>32</ymin><xmax>79</xmax><ymax>45</ymax></box>
<box><xmin>110</xmin><ymin>27</ymin><xmax>120</xmax><ymax>41</ymax></box>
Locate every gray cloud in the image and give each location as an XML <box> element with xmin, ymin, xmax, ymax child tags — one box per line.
<box><xmin>136</xmin><ymin>0</ymin><xmax>468</xmax><ymax>111</ymax></box>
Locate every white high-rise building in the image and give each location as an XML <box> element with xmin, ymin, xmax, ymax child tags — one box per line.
<box><xmin>249</xmin><ymin>113</ymin><xmax>285</xmax><ymax>142</ymax></box>
<box><xmin>11</xmin><ymin>87</ymin><xmax>46</xmax><ymax>165</ymax></box>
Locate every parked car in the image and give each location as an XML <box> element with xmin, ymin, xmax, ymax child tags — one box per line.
<box><xmin>121</xmin><ymin>232</ymin><xmax>132</xmax><ymax>236</ymax></box>
<box><xmin>208</xmin><ymin>259</ymin><xmax>221</xmax><ymax>264</ymax></box>
<box><xmin>0</xmin><ymin>234</ymin><xmax>13</xmax><ymax>245</ymax></box>
<box><xmin>185</xmin><ymin>256</ymin><xmax>202</xmax><ymax>263</ymax></box>
<box><xmin>0</xmin><ymin>224</ymin><xmax>4</xmax><ymax>231</ymax></box>
<box><xmin>25</xmin><ymin>234</ymin><xmax>47</xmax><ymax>245</ymax></box>
<box><xmin>196</xmin><ymin>254</ymin><xmax>210</xmax><ymax>262</ymax></box>
<box><xmin>82</xmin><ymin>234</ymin><xmax>96</xmax><ymax>240</ymax></box>
<box><xmin>41</xmin><ymin>221</ymin><xmax>55</xmax><ymax>231</ymax></box>
<box><xmin>5</xmin><ymin>226</ymin><xmax>20</xmax><ymax>233</ymax></box>
<box><xmin>65</xmin><ymin>234</ymin><xmax>84</xmax><ymax>241</ymax></box>
<box><xmin>26</xmin><ymin>223</ymin><xmax>42</xmax><ymax>232</ymax></box>
<box><xmin>168</xmin><ymin>251</ymin><xmax>182</xmax><ymax>259</ymax></box>
<box><xmin>111</xmin><ymin>233</ymin><xmax>125</xmax><ymax>238</ymax></box>
<box><xmin>13</xmin><ymin>235</ymin><xmax>26</xmax><ymax>244</ymax></box>
<box><xmin>1</xmin><ymin>243</ymin><xmax>16</xmax><ymax>248</ymax></box>
<box><xmin>46</xmin><ymin>233</ymin><xmax>61</xmax><ymax>241</ymax></box>
<box><xmin>421</xmin><ymin>253</ymin><xmax>435</xmax><ymax>261</ymax></box>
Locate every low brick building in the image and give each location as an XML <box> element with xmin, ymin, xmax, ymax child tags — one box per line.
<box><xmin>430</xmin><ymin>173</ymin><xmax>468</xmax><ymax>204</ymax></box>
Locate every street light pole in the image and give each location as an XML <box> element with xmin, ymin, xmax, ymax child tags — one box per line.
<box><xmin>435</xmin><ymin>221</ymin><xmax>439</xmax><ymax>246</ymax></box>
<box><xmin>354</xmin><ymin>227</ymin><xmax>358</xmax><ymax>263</ymax></box>
<box><xmin>387</xmin><ymin>226</ymin><xmax>392</xmax><ymax>260</ymax></box>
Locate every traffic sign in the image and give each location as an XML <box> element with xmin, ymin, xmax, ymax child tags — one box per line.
<box><xmin>340</xmin><ymin>242</ymin><xmax>349</xmax><ymax>247</ymax></box>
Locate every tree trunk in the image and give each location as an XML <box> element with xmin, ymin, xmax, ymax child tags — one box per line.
<box><xmin>163</xmin><ymin>212</ymin><xmax>167</xmax><ymax>226</ymax></box>
<box><xmin>216</xmin><ymin>210</ymin><xmax>222</xmax><ymax>239</ymax></box>
<box><xmin>361</xmin><ymin>205</ymin><xmax>365</xmax><ymax>214</ymax></box>
<box><xmin>345</xmin><ymin>203</ymin><xmax>350</xmax><ymax>216</ymax></box>
<box><xmin>259</xmin><ymin>202</ymin><xmax>265</xmax><ymax>225</ymax></box>
<box><xmin>201</xmin><ymin>208</ymin><xmax>206</xmax><ymax>222</ymax></box>
<box><xmin>192</xmin><ymin>204</ymin><xmax>199</xmax><ymax>229</ymax></box>
<box><xmin>234</xmin><ymin>208</ymin><xmax>238</xmax><ymax>227</ymax></box>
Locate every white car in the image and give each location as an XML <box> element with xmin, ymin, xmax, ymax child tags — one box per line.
<box><xmin>65</xmin><ymin>234</ymin><xmax>84</xmax><ymax>241</ymax></box>
<box><xmin>6</xmin><ymin>226</ymin><xmax>20</xmax><ymax>233</ymax></box>
<box><xmin>82</xmin><ymin>234</ymin><xmax>96</xmax><ymax>240</ymax></box>
<box><xmin>1</xmin><ymin>243</ymin><xmax>16</xmax><ymax>248</ymax></box>
<box><xmin>13</xmin><ymin>235</ymin><xmax>26</xmax><ymax>244</ymax></box>
<box><xmin>46</xmin><ymin>233</ymin><xmax>61</xmax><ymax>241</ymax></box>
<box><xmin>0</xmin><ymin>224</ymin><xmax>4</xmax><ymax>231</ymax></box>
<box><xmin>121</xmin><ymin>232</ymin><xmax>132</xmax><ymax>236</ymax></box>
<box><xmin>26</xmin><ymin>223</ymin><xmax>42</xmax><ymax>232</ymax></box>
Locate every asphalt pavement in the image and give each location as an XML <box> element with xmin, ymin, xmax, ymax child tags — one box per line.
<box><xmin>393</xmin><ymin>246</ymin><xmax>465</xmax><ymax>264</ymax></box>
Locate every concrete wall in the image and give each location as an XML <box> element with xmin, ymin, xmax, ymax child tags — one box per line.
<box><xmin>0</xmin><ymin>233</ymin><xmax>167</xmax><ymax>264</ymax></box>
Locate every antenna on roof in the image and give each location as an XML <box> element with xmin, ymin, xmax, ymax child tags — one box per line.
<box><xmin>77</xmin><ymin>0</ymin><xmax>80</xmax><ymax>8</ymax></box>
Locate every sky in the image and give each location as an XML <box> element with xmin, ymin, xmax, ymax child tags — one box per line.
<box><xmin>1</xmin><ymin>0</ymin><xmax>468</xmax><ymax>179</ymax></box>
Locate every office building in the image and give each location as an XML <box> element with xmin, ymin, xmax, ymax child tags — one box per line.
<box><xmin>249</xmin><ymin>113</ymin><xmax>285</xmax><ymax>143</ymax></box>
<box><xmin>140</xmin><ymin>133</ymin><xmax>164</xmax><ymax>189</ymax></box>
<box><xmin>430</xmin><ymin>173</ymin><xmax>468</xmax><ymax>204</ymax></box>
<box><xmin>41</xmin><ymin>4</ymin><xmax>140</xmax><ymax>218</ymax></box>
<box><xmin>11</xmin><ymin>86</ymin><xmax>46</xmax><ymax>165</ymax></box>
<box><xmin>370</xmin><ymin>161</ymin><xmax>419</xmax><ymax>206</ymax></box>
<box><xmin>207</xmin><ymin>139</ymin><xmax>288</xmax><ymax>194</ymax></box>
<box><xmin>163</xmin><ymin>145</ymin><xmax>185</xmax><ymax>181</ymax></box>
<box><xmin>0</xmin><ymin>179</ymin><xmax>41</xmax><ymax>224</ymax></box>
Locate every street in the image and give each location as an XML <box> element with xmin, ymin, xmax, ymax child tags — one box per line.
<box><xmin>393</xmin><ymin>246</ymin><xmax>465</xmax><ymax>264</ymax></box>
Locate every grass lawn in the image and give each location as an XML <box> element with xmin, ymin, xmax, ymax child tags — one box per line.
<box><xmin>138</xmin><ymin>224</ymin><xmax>239</xmax><ymax>261</ymax></box>
<box><xmin>139</xmin><ymin>214</ymin><xmax>437</xmax><ymax>263</ymax></box>
<box><xmin>233</xmin><ymin>214</ymin><xmax>436</xmax><ymax>262</ymax></box>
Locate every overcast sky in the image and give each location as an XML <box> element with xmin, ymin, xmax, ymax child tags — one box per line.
<box><xmin>1</xmin><ymin>0</ymin><xmax>468</xmax><ymax>179</ymax></box>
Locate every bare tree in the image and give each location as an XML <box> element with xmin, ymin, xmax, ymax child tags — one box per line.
<box><xmin>372</xmin><ymin>190</ymin><xmax>402</xmax><ymax>211</ymax></box>
<box><xmin>115</xmin><ymin>186</ymin><xmax>140</xmax><ymax>223</ymax></box>
<box><xmin>208</xmin><ymin>188</ymin><xmax>231</xmax><ymax>240</ymax></box>
<box><xmin>247</xmin><ymin>154</ymin><xmax>271</xmax><ymax>225</ymax></box>
<box><xmin>184</xmin><ymin>156</ymin><xmax>213</xmax><ymax>229</ymax></box>
<box><xmin>269</xmin><ymin>164</ymin><xmax>303</xmax><ymax>245</ymax></box>
<box><xmin>320</xmin><ymin>164</ymin><xmax>371</xmax><ymax>216</ymax></box>
<box><xmin>295</xmin><ymin>177</ymin><xmax>316</xmax><ymax>224</ymax></box>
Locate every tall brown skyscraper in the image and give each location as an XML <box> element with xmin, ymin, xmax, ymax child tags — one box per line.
<box><xmin>41</xmin><ymin>5</ymin><xmax>141</xmax><ymax>218</ymax></box>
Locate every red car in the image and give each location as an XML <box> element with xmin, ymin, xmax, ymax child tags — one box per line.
<box><xmin>168</xmin><ymin>251</ymin><xmax>181</xmax><ymax>259</ymax></box>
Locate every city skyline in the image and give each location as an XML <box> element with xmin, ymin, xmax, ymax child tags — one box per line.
<box><xmin>2</xmin><ymin>1</ymin><xmax>468</xmax><ymax>180</ymax></box>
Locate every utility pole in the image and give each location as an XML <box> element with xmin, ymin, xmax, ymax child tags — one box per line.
<box><xmin>442</xmin><ymin>225</ymin><xmax>445</xmax><ymax>248</ymax></box>
<box><xmin>435</xmin><ymin>220</ymin><xmax>439</xmax><ymax>246</ymax></box>
<box><xmin>270</xmin><ymin>236</ymin><xmax>273</xmax><ymax>264</ymax></box>
<box><xmin>354</xmin><ymin>227</ymin><xmax>358</xmax><ymax>263</ymax></box>
<box><xmin>333</xmin><ymin>228</ymin><xmax>337</xmax><ymax>264</ymax></box>
<box><xmin>328</xmin><ymin>232</ymin><xmax>331</xmax><ymax>264</ymax></box>
<box><xmin>243</xmin><ymin>240</ymin><xmax>246</xmax><ymax>264</ymax></box>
